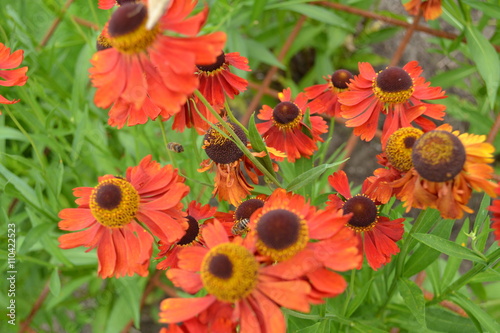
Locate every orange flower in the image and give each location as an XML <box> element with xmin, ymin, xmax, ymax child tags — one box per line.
<box><xmin>173</xmin><ymin>51</ymin><xmax>250</xmax><ymax>134</ymax></box>
<box><xmin>248</xmin><ymin>189</ymin><xmax>361</xmax><ymax>299</ymax></box>
<box><xmin>58</xmin><ymin>155</ymin><xmax>189</xmax><ymax>278</ymax></box>
<box><xmin>327</xmin><ymin>171</ymin><xmax>405</xmax><ymax>270</ymax></box>
<box><xmin>0</xmin><ymin>43</ymin><xmax>28</xmax><ymax>110</ymax></box>
<box><xmin>89</xmin><ymin>0</ymin><xmax>226</xmax><ymax>128</ymax></box>
<box><xmin>156</xmin><ymin>201</ymin><xmax>216</xmax><ymax>270</ymax></box>
<box><xmin>338</xmin><ymin>61</ymin><xmax>446</xmax><ymax>144</ymax></box>
<box><xmin>159</xmin><ymin>220</ymin><xmax>312</xmax><ymax>332</ymax></box>
<box><xmin>364</xmin><ymin>127</ymin><xmax>424</xmax><ymax>203</ymax></box>
<box><xmin>404</xmin><ymin>0</ymin><xmax>443</xmax><ymax>21</ymax></box>
<box><xmin>489</xmin><ymin>184</ymin><xmax>500</xmax><ymax>245</ymax></box>
<box><xmin>393</xmin><ymin>125</ymin><xmax>497</xmax><ymax>219</ymax></box>
<box><xmin>304</xmin><ymin>69</ymin><xmax>354</xmax><ymax>117</ymax></box>
<box><xmin>257</xmin><ymin>88</ymin><xmax>328</xmax><ymax>162</ymax></box>
<box><xmin>199</xmin><ymin>121</ymin><xmax>262</xmax><ymax>206</ymax></box>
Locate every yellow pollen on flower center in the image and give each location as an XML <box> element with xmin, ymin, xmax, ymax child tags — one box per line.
<box><xmin>201</xmin><ymin>243</ymin><xmax>258</xmax><ymax>302</ymax></box>
<box><xmin>108</xmin><ymin>3</ymin><xmax>160</xmax><ymax>54</ymax></box>
<box><xmin>90</xmin><ymin>177</ymin><xmax>140</xmax><ymax>228</ymax></box>
<box><xmin>385</xmin><ymin>127</ymin><xmax>423</xmax><ymax>172</ymax></box>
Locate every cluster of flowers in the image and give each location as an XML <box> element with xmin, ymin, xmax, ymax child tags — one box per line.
<box><xmin>2</xmin><ymin>0</ymin><xmax>498</xmax><ymax>331</ymax></box>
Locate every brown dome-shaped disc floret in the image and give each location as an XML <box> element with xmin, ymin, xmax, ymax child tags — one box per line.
<box><xmin>203</xmin><ymin>122</ymin><xmax>248</xmax><ymax>165</ymax></box>
<box><xmin>343</xmin><ymin>195</ymin><xmax>379</xmax><ymax>231</ymax></box>
<box><xmin>374</xmin><ymin>67</ymin><xmax>415</xmax><ymax>104</ymax></box>
<box><xmin>412</xmin><ymin>130</ymin><xmax>466</xmax><ymax>182</ymax></box>
<box><xmin>331</xmin><ymin>69</ymin><xmax>354</xmax><ymax>90</ymax></box>
<box><xmin>385</xmin><ymin>127</ymin><xmax>424</xmax><ymax>172</ymax></box>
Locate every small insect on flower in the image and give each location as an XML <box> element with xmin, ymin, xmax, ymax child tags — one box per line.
<box><xmin>231</xmin><ymin>218</ymin><xmax>250</xmax><ymax>235</ymax></box>
<box><xmin>167</xmin><ymin>142</ymin><xmax>184</xmax><ymax>153</ymax></box>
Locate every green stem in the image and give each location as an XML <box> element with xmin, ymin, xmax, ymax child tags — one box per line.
<box><xmin>224</xmin><ymin>100</ymin><xmax>248</xmax><ymax>136</ymax></box>
<box><xmin>427</xmin><ymin>247</ymin><xmax>500</xmax><ymax>305</ymax></box>
<box><xmin>193</xmin><ymin>90</ymin><xmax>281</xmax><ymax>187</ymax></box>
<box><xmin>376</xmin><ymin>209</ymin><xmax>428</xmax><ymax>316</ymax></box>
<box><xmin>4</xmin><ymin>106</ymin><xmax>45</xmax><ymax>169</ymax></box>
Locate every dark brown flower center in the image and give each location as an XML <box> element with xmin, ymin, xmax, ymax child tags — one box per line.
<box><xmin>117</xmin><ymin>0</ymin><xmax>137</xmax><ymax>5</ymax></box>
<box><xmin>331</xmin><ymin>69</ymin><xmax>354</xmax><ymax>89</ymax></box>
<box><xmin>256</xmin><ymin>209</ymin><xmax>300</xmax><ymax>250</ymax></box>
<box><xmin>95</xmin><ymin>184</ymin><xmax>122</xmax><ymax>210</ymax></box>
<box><xmin>404</xmin><ymin>136</ymin><xmax>417</xmax><ymax>148</ymax></box>
<box><xmin>234</xmin><ymin>198</ymin><xmax>265</xmax><ymax>221</ymax></box>
<box><xmin>108</xmin><ymin>3</ymin><xmax>147</xmax><ymax>38</ymax></box>
<box><xmin>376</xmin><ymin>67</ymin><xmax>413</xmax><ymax>93</ymax></box>
<box><xmin>343</xmin><ymin>195</ymin><xmax>378</xmax><ymax>228</ymax></box>
<box><xmin>197</xmin><ymin>52</ymin><xmax>226</xmax><ymax>73</ymax></box>
<box><xmin>273</xmin><ymin>101</ymin><xmax>301</xmax><ymax>125</ymax></box>
<box><xmin>412</xmin><ymin>130</ymin><xmax>466</xmax><ymax>182</ymax></box>
<box><xmin>177</xmin><ymin>216</ymin><xmax>200</xmax><ymax>246</ymax></box>
<box><xmin>203</xmin><ymin>122</ymin><xmax>248</xmax><ymax>164</ymax></box>
<box><xmin>208</xmin><ymin>254</ymin><xmax>233</xmax><ymax>279</ymax></box>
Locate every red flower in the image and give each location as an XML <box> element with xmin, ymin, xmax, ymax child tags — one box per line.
<box><xmin>0</xmin><ymin>43</ymin><xmax>28</xmax><ymax>110</ymax></box>
<box><xmin>257</xmin><ymin>88</ymin><xmax>328</xmax><ymax>162</ymax></box>
<box><xmin>338</xmin><ymin>61</ymin><xmax>446</xmax><ymax>145</ymax></box>
<box><xmin>159</xmin><ymin>220</ymin><xmax>312</xmax><ymax>332</ymax></box>
<box><xmin>173</xmin><ymin>51</ymin><xmax>250</xmax><ymax>134</ymax></box>
<box><xmin>156</xmin><ymin>201</ymin><xmax>216</xmax><ymax>270</ymax></box>
<box><xmin>89</xmin><ymin>0</ymin><xmax>226</xmax><ymax>128</ymax></box>
<box><xmin>304</xmin><ymin>69</ymin><xmax>354</xmax><ymax>117</ymax></box>
<box><xmin>98</xmin><ymin>0</ymin><xmax>117</xmax><ymax>9</ymax></box>
<box><xmin>58</xmin><ymin>155</ymin><xmax>189</xmax><ymax>278</ymax></box>
<box><xmin>247</xmin><ymin>188</ymin><xmax>361</xmax><ymax>299</ymax></box>
<box><xmin>404</xmin><ymin>0</ymin><xmax>443</xmax><ymax>21</ymax></box>
<box><xmin>327</xmin><ymin>171</ymin><xmax>405</xmax><ymax>270</ymax></box>
<box><xmin>489</xmin><ymin>184</ymin><xmax>500</xmax><ymax>245</ymax></box>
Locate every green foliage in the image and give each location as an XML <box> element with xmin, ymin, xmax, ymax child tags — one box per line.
<box><xmin>1</xmin><ymin>0</ymin><xmax>500</xmax><ymax>332</ymax></box>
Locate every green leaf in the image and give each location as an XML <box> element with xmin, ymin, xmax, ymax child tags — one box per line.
<box><xmin>451</xmin><ymin>292</ymin><xmax>500</xmax><ymax>333</ymax></box>
<box><xmin>442</xmin><ymin>219</ymin><xmax>470</xmax><ymax>286</ymax></box>
<box><xmin>412</xmin><ymin>233</ymin><xmax>486</xmax><ymax>263</ymax></box>
<box><xmin>465</xmin><ymin>25</ymin><xmax>500</xmax><ymax>109</ymax></box>
<box><xmin>18</xmin><ymin>222</ymin><xmax>53</xmax><ymax>254</ymax></box>
<box><xmin>246</xmin><ymin>38</ymin><xmax>285</xmax><ymax>69</ymax></box>
<box><xmin>425</xmin><ymin>307</ymin><xmax>477</xmax><ymax>333</ymax></box>
<box><xmin>49</xmin><ymin>269</ymin><xmax>61</xmax><ymax>297</ymax></box>
<box><xmin>404</xmin><ymin>220</ymin><xmax>453</xmax><ymax>277</ymax></box>
<box><xmin>250</xmin><ymin>0</ymin><xmax>267</xmax><ymax>22</ymax></box>
<box><xmin>462</xmin><ymin>0</ymin><xmax>500</xmax><ymax>20</ymax></box>
<box><xmin>269</xmin><ymin>3</ymin><xmax>352</xmax><ymax>31</ymax></box>
<box><xmin>346</xmin><ymin>278</ymin><xmax>373</xmax><ymax>317</ymax></box>
<box><xmin>286</xmin><ymin>160</ymin><xmax>346</xmax><ymax>192</ymax></box>
<box><xmin>0</xmin><ymin>162</ymin><xmax>40</xmax><ymax>208</ymax></box>
<box><xmin>113</xmin><ymin>276</ymin><xmax>145</xmax><ymax>329</ymax></box>
<box><xmin>398</xmin><ymin>278</ymin><xmax>426</xmax><ymax>327</ymax></box>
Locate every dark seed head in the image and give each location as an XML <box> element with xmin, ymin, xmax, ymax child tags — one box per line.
<box><xmin>376</xmin><ymin>67</ymin><xmax>413</xmax><ymax>92</ymax></box>
<box><xmin>412</xmin><ymin>130</ymin><xmax>466</xmax><ymax>182</ymax></box>
<box><xmin>95</xmin><ymin>184</ymin><xmax>122</xmax><ymax>210</ymax></box>
<box><xmin>204</xmin><ymin>122</ymin><xmax>248</xmax><ymax>164</ymax></box>
<box><xmin>343</xmin><ymin>196</ymin><xmax>378</xmax><ymax>228</ymax></box>
<box><xmin>273</xmin><ymin>101</ymin><xmax>300</xmax><ymax>125</ymax></box>
<box><xmin>108</xmin><ymin>3</ymin><xmax>147</xmax><ymax>38</ymax></box>
<box><xmin>234</xmin><ymin>199</ymin><xmax>265</xmax><ymax>221</ymax></box>
<box><xmin>331</xmin><ymin>69</ymin><xmax>354</xmax><ymax>89</ymax></box>
<box><xmin>256</xmin><ymin>209</ymin><xmax>300</xmax><ymax>250</ymax></box>
<box><xmin>208</xmin><ymin>254</ymin><xmax>233</xmax><ymax>279</ymax></box>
